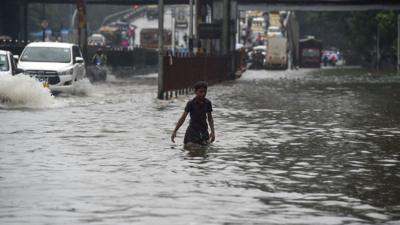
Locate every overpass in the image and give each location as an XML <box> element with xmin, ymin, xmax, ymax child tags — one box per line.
<box><xmin>1</xmin><ymin>0</ymin><xmax>399</xmax><ymax>41</ymax></box>
<box><xmin>13</xmin><ymin>0</ymin><xmax>400</xmax><ymax>7</ymax></box>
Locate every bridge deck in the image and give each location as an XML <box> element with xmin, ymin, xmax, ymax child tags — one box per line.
<box><xmin>14</xmin><ymin>0</ymin><xmax>400</xmax><ymax>6</ymax></box>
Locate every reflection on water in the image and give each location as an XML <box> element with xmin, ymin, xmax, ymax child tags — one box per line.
<box><xmin>1</xmin><ymin>69</ymin><xmax>400</xmax><ymax>224</ymax></box>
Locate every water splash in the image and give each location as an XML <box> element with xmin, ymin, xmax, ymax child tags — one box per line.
<box><xmin>0</xmin><ymin>74</ymin><xmax>55</xmax><ymax>109</ymax></box>
<box><xmin>72</xmin><ymin>78</ymin><xmax>94</xmax><ymax>96</ymax></box>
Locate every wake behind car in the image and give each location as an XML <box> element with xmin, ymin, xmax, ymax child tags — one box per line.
<box><xmin>0</xmin><ymin>50</ymin><xmax>23</xmax><ymax>76</ymax></box>
<box><xmin>17</xmin><ymin>42</ymin><xmax>86</xmax><ymax>93</ymax></box>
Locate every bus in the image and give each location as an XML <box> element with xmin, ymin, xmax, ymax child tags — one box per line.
<box><xmin>299</xmin><ymin>36</ymin><xmax>322</xmax><ymax>68</ymax></box>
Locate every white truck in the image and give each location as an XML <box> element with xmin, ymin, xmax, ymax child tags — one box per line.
<box><xmin>265</xmin><ymin>36</ymin><xmax>288</xmax><ymax>69</ymax></box>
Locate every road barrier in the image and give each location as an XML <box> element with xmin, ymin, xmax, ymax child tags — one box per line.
<box><xmin>161</xmin><ymin>52</ymin><xmax>229</xmax><ymax>99</ymax></box>
<box><xmin>160</xmin><ymin>49</ymin><xmax>247</xmax><ymax>99</ymax></box>
<box><xmin>87</xmin><ymin>46</ymin><xmax>158</xmax><ymax>77</ymax></box>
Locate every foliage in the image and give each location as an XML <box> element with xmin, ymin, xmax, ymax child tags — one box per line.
<box><xmin>297</xmin><ymin>10</ymin><xmax>399</xmax><ymax>64</ymax></box>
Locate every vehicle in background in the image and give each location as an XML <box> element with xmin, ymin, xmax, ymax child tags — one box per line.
<box><xmin>250</xmin><ymin>17</ymin><xmax>267</xmax><ymax>45</ymax></box>
<box><xmin>17</xmin><ymin>42</ymin><xmax>86</xmax><ymax>94</ymax></box>
<box><xmin>269</xmin><ymin>11</ymin><xmax>281</xmax><ymax>25</ymax></box>
<box><xmin>299</xmin><ymin>36</ymin><xmax>322</xmax><ymax>68</ymax></box>
<box><xmin>140</xmin><ymin>28</ymin><xmax>172</xmax><ymax>49</ymax></box>
<box><xmin>98</xmin><ymin>25</ymin><xmax>120</xmax><ymax>47</ymax></box>
<box><xmin>0</xmin><ymin>50</ymin><xmax>23</xmax><ymax>76</ymax></box>
<box><xmin>265</xmin><ymin>36</ymin><xmax>288</xmax><ymax>69</ymax></box>
<box><xmin>249</xmin><ymin>45</ymin><xmax>267</xmax><ymax>69</ymax></box>
<box><xmin>88</xmin><ymin>33</ymin><xmax>106</xmax><ymax>46</ymax></box>
<box><xmin>322</xmin><ymin>49</ymin><xmax>345</xmax><ymax>67</ymax></box>
<box><xmin>267</xmin><ymin>26</ymin><xmax>283</xmax><ymax>38</ymax></box>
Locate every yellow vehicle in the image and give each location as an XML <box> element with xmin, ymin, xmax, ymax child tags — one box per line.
<box><xmin>269</xmin><ymin>12</ymin><xmax>281</xmax><ymax>27</ymax></box>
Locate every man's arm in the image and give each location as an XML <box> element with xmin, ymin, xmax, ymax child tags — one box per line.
<box><xmin>171</xmin><ymin>111</ymin><xmax>188</xmax><ymax>143</ymax></box>
<box><xmin>207</xmin><ymin>112</ymin><xmax>215</xmax><ymax>142</ymax></box>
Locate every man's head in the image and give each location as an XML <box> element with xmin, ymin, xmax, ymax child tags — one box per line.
<box><xmin>97</xmin><ymin>48</ymin><xmax>103</xmax><ymax>54</ymax></box>
<box><xmin>193</xmin><ymin>81</ymin><xmax>208</xmax><ymax>99</ymax></box>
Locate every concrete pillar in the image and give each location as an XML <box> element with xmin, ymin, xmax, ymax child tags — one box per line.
<box><xmin>172</xmin><ymin>16</ymin><xmax>175</xmax><ymax>52</ymax></box>
<box><xmin>157</xmin><ymin>0</ymin><xmax>165</xmax><ymax>99</ymax></box>
<box><xmin>23</xmin><ymin>2</ymin><xmax>28</xmax><ymax>43</ymax></box>
<box><xmin>194</xmin><ymin>0</ymin><xmax>199</xmax><ymax>38</ymax></box>
<box><xmin>377</xmin><ymin>24</ymin><xmax>380</xmax><ymax>72</ymax></box>
<box><xmin>189</xmin><ymin>0</ymin><xmax>194</xmax><ymax>38</ymax></box>
<box><xmin>42</xmin><ymin>4</ymin><xmax>46</xmax><ymax>42</ymax></box>
<box><xmin>398</xmin><ymin>14</ymin><xmax>400</xmax><ymax>73</ymax></box>
<box><xmin>222</xmin><ymin>0</ymin><xmax>229</xmax><ymax>54</ymax></box>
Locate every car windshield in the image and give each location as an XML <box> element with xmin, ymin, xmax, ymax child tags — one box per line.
<box><xmin>21</xmin><ymin>47</ymin><xmax>71</xmax><ymax>63</ymax></box>
<box><xmin>0</xmin><ymin>54</ymin><xmax>9</xmax><ymax>71</ymax></box>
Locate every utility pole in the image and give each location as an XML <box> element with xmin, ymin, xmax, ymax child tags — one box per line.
<box><xmin>189</xmin><ymin>0</ymin><xmax>193</xmax><ymax>38</ymax></box>
<box><xmin>397</xmin><ymin>13</ymin><xmax>400</xmax><ymax>73</ymax></box>
<box><xmin>157</xmin><ymin>0</ymin><xmax>165</xmax><ymax>99</ymax></box>
<box><xmin>42</xmin><ymin>4</ymin><xmax>46</xmax><ymax>41</ymax></box>
<box><xmin>23</xmin><ymin>2</ymin><xmax>28</xmax><ymax>43</ymax></box>
<box><xmin>194</xmin><ymin>0</ymin><xmax>198</xmax><ymax>39</ymax></box>
<box><xmin>172</xmin><ymin>15</ymin><xmax>176</xmax><ymax>52</ymax></box>
<box><xmin>376</xmin><ymin>23</ymin><xmax>380</xmax><ymax>72</ymax></box>
<box><xmin>222</xmin><ymin>0</ymin><xmax>229</xmax><ymax>55</ymax></box>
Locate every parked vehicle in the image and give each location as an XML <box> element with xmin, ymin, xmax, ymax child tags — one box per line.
<box><xmin>17</xmin><ymin>42</ymin><xmax>86</xmax><ymax>93</ymax></box>
<box><xmin>299</xmin><ymin>36</ymin><xmax>322</xmax><ymax>68</ymax></box>
<box><xmin>0</xmin><ymin>50</ymin><xmax>23</xmax><ymax>76</ymax></box>
<box><xmin>265</xmin><ymin>36</ymin><xmax>288</xmax><ymax>69</ymax></box>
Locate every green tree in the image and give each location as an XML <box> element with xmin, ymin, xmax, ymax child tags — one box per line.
<box><xmin>297</xmin><ymin>10</ymin><xmax>399</xmax><ymax>66</ymax></box>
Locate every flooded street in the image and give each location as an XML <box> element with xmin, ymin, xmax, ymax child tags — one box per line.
<box><xmin>1</xmin><ymin>68</ymin><xmax>400</xmax><ymax>224</ymax></box>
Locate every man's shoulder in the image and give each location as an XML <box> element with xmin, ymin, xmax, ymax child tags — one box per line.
<box><xmin>204</xmin><ymin>98</ymin><xmax>212</xmax><ymax>104</ymax></box>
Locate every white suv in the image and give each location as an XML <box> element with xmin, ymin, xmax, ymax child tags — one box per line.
<box><xmin>17</xmin><ymin>42</ymin><xmax>86</xmax><ymax>93</ymax></box>
<box><xmin>0</xmin><ymin>50</ymin><xmax>23</xmax><ymax>76</ymax></box>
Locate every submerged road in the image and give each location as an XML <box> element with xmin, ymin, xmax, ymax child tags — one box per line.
<box><xmin>1</xmin><ymin>68</ymin><xmax>400</xmax><ymax>224</ymax></box>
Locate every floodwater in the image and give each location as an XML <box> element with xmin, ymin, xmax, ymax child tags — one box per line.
<box><xmin>1</xmin><ymin>68</ymin><xmax>400</xmax><ymax>225</ymax></box>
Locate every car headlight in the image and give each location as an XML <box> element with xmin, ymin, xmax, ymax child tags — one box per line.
<box><xmin>58</xmin><ymin>68</ymin><xmax>73</xmax><ymax>75</ymax></box>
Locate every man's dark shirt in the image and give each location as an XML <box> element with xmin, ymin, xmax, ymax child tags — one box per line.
<box><xmin>185</xmin><ymin>97</ymin><xmax>212</xmax><ymax>132</ymax></box>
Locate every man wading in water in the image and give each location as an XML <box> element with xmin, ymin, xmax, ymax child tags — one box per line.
<box><xmin>171</xmin><ymin>81</ymin><xmax>215</xmax><ymax>147</ymax></box>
